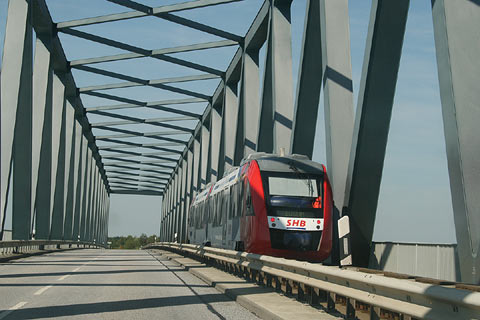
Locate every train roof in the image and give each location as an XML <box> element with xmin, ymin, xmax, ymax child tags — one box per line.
<box><xmin>191</xmin><ymin>167</ymin><xmax>240</xmax><ymax>206</ymax></box>
<box><xmin>243</xmin><ymin>153</ymin><xmax>325</xmax><ymax>175</ymax></box>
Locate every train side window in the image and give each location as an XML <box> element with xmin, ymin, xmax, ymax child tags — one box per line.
<box><xmin>246</xmin><ymin>182</ymin><xmax>255</xmax><ymax>216</ymax></box>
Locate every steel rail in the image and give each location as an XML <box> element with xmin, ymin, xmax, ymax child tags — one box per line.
<box><xmin>147</xmin><ymin>243</ymin><xmax>480</xmax><ymax>320</ymax></box>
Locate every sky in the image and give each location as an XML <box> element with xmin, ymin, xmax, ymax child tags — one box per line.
<box><xmin>0</xmin><ymin>0</ymin><xmax>456</xmax><ymax>243</ymax></box>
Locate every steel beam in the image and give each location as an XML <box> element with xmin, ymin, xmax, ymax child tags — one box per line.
<box><xmin>70</xmin><ymin>40</ymin><xmax>237</xmax><ymax>66</ymax></box>
<box><xmin>58</xmin><ymin>0</ymin><xmax>242</xmax><ymax>42</ymax></box>
<box><xmin>101</xmin><ymin>151</ymin><xmax>180</xmax><ymax>159</ymax></box>
<box><xmin>258</xmin><ymin>0</ymin><xmax>294</xmax><ymax>154</ymax></box>
<box><xmin>184</xmin><ymin>148</ymin><xmax>193</xmax><ymax>242</ymax></box>
<box><xmin>320</xmin><ymin>0</ymin><xmax>355</xmax><ymax>210</ymax></box>
<box><xmin>431</xmin><ymin>0</ymin><xmax>480</xmax><ymax>284</ymax></box>
<box><xmin>223</xmin><ymin>80</ymin><xmax>241</xmax><ymax>169</ymax></box>
<box><xmin>80</xmin><ymin>148</ymin><xmax>92</xmax><ymax>241</ymax></box>
<box><xmin>210</xmin><ymin>102</ymin><xmax>224</xmax><ymax>181</ymax></box>
<box><xmin>50</xmin><ymin>90</ymin><xmax>68</xmax><ymax>240</ymax></box>
<box><xmin>343</xmin><ymin>0</ymin><xmax>410</xmax><ymax>267</ymax></box>
<box><xmin>64</xmin><ymin>118</ymin><xmax>78</xmax><ymax>240</ymax></box>
<box><xmin>200</xmin><ymin>117</ymin><xmax>211</xmax><ymax>187</ymax></box>
<box><xmin>192</xmin><ymin>136</ymin><xmax>201</xmax><ymax>194</ymax></box>
<box><xmin>76</xmin><ymin>65</ymin><xmax>211</xmax><ymax>99</ymax></box>
<box><xmin>112</xmin><ymin>189</ymin><xmax>162</xmax><ymax>196</ymax></box>
<box><xmin>91</xmin><ymin>116</ymin><xmax>197</xmax><ymax>128</ymax></box>
<box><xmin>31</xmin><ymin>34</ymin><xmax>53</xmax><ymax>241</ymax></box>
<box><xmin>87</xmin><ymin>102</ymin><xmax>204</xmax><ymax>119</ymax></box>
<box><xmin>31</xmin><ymin>0</ymin><xmax>110</xmax><ymax>192</ymax></box>
<box><xmin>73</xmin><ymin>134</ymin><xmax>86</xmax><ymax>241</ymax></box>
<box><xmin>1</xmin><ymin>0</ymin><xmax>32</xmax><ymax>239</ymax></box>
<box><xmin>93</xmin><ymin>127</ymin><xmax>188</xmax><ymax>145</ymax></box>
<box><xmin>80</xmin><ymin>74</ymin><xmax>217</xmax><ymax>93</ymax></box>
<box><xmin>99</xmin><ymin>141</ymin><xmax>184</xmax><ymax>153</ymax></box>
<box><xmin>241</xmin><ymin>48</ymin><xmax>260</xmax><ymax>156</ymax></box>
<box><xmin>91</xmin><ymin>110</ymin><xmax>194</xmax><ymax>133</ymax></box>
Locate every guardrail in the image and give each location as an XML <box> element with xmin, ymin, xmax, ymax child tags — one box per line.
<box><xmin>1</xmin><ymin>240</ymin><xmax>106</xmax><ymax>255</ymax></box>
<box><xmin>145</xmin><ymin>242</ymin><xmax>480</xmax><ymax>320</ymax></box>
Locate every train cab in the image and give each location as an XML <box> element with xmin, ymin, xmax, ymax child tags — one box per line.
<box><xmin>188</xmin><ymin>152</ymin><xmax>333</xmax><ymax>263</ymax></box>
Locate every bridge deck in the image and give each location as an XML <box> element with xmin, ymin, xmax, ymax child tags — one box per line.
<box><xmin>0</xmin><ymin>249</ymin><xmax>259</xmax><ymax>319</ymax></box>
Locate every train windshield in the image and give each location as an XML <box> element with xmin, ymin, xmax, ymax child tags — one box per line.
<box><xmin>264</xmin><ymin>173</ymin><xmax>323</xmax><ymax>218</ymax></box>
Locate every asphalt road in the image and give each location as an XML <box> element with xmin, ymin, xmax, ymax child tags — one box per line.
<box><xmin>0</xmin><ymin>249</ymin><xmax>260</xmax><ymax>320</ymax></box>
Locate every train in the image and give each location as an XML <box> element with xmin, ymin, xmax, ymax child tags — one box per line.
<box><xmin>187</xmin><ymin>152</ymin><xmax>333</xmax><ymax>262</ymax></box>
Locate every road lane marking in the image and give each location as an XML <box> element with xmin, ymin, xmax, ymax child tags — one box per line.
<box><xmin>34</xmin><ymin>285</ymin><xmax>53</xmax><ymax>295</ymax></box>
<box><xmin>0</xmin><ymin>301</ymin><xmax>28</xmax><ymax>320</ymax></box>
<box><xmin>58</xmin><ymin>274</ymin><xmax>70</xmax><ymax>281</ymax></box>
<box><xmin>72</xmin><ymin>267</ymin><xmax>81</xmax><ymax>272</ymax></box>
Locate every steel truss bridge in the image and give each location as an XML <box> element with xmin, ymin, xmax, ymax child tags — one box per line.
<box><xmin>1</xmin><ymin>0</ymin><xmax>479</xmax><ymax>289</ymax></box>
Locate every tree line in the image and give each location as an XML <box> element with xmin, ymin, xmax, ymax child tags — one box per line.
<box><xmin>108</xmin><ymin>234</ymin><xmax>157</xmax><ymax>249</ymax></box>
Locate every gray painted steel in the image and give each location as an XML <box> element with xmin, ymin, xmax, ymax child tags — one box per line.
<box><xmin>319</xmin><ymin>0</ymin><xmax>354</xmax><ymax>211</ymax></box>
<box><xmin>431</xmin><ymin>0</ymin><xmax>480</xmax><ymax>284</ymax></box>
<box><xmin>12</xmin><ymin>9</ymin><xmax>33</xmax><ymax>241</ymax></box>
<box><xmin>343</xmin><ymin>0</ymin><xmax>410</xmax><ymax>267</ymax></box>
<box><xmin>1</xmin><ymin>0</ymin><xmax>31</xmax><ymax>240</ymax></box>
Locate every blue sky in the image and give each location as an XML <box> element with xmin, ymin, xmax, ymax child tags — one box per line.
<box><xmin>0</xmin><ymin>1</ymin><xmax>455</xmax><ymax>243</ymax></box>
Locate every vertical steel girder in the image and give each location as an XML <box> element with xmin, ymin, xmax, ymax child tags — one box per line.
<box><xmin>179</xmin><ymin>159</ymin><xmax>187</xmax><ymax>242</ymax></box>
<box><xmin>73</xmin><ymin>133</ymin><xmax>86</xmax><ymax>241</ymax></box>
<box><xmin>291</xmin><ymin>0</ymin><xmax>354</xmax><ymax>214</ymax></box>
<box><xmin>50</xmin><ymin>78</ymin><xmax>67</xmax><ymax>240</ymax></box>
<box><xmin>431</xmin><ymin>0</ymin><xmax>480</xmax><ymax>284</ymax></box>
<box><xmin>200</xmin><ymin>118</ymin><xmax>211</xmax><ymax>187</ymax></box>
<box><xmin>343</xmin><ymin>0</ymin><xmax>410</xmax><ymax>267</ymax></box>
<box><xmin>258</xmin><ymin>0</ymin><xmax>294</xmax><ymax>154</ymax></box>
<box><xmin>320</xmin><ymin>0</ymin><xmax>355</xmax><ymax>211</ymax></box>
<box><xmin>223</xmin><ymin>81</ymin><xmax>240</xmax><ymax>169</ymax></box>
<box><xmin>241</xmin><ymin>49</ymin><xmax>261</xmax><ymax>156</ymax></box>
<box><xmin>64</xmin><ymin>117</ymin><xmax>78</xmax><ymax>240</ymax></box>
<box><xmin>80</xmin><ymin>147</ymin><xmax>92</xmax><ymax>241</ymax></box>
<box><xmin>210</xmin><ymin>102</ymin><xmax>224</xmax><ymax>182</ymax></box>
<box><xmin>1</xmin><ymin>0</ymin><xmax>32</xmax><ymax>240</ymax></box>
<box><xmin>184</xmin><ymin>150</ymin><xmax>193</xmax><ymax>242</ymax></box>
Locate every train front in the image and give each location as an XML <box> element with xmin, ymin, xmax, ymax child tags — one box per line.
<box><xmin>248</xmin><ymin>155</ymin><xmax>333</xmax><ymax>262</ymax></box>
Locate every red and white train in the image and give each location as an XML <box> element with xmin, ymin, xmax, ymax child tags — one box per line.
<box><xmin>188</xmin><ymin>153</ymin><xmax>333</xmax><ymax>262</ymax></box>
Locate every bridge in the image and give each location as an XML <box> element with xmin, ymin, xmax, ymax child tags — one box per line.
<box><xmin>1</xmin><ymin>0</ymin><xmax>479</xmax><ymax>319</ymax></box>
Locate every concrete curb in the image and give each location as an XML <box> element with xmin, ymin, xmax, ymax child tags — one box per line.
<box><xmin>150</xmin><ymin>249</ymin><xmax>342</xmax><ymax>320</ymax></box>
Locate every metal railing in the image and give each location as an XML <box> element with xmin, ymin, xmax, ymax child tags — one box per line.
<box><xmin>145</xmin><ymin>242</ymin><xmax>480</xmax><ymax>320</ymax></box>
<box><xmin>1</xmin><ymin>240</ymin><xmax>106</xmax><ymax>255</ymax></box>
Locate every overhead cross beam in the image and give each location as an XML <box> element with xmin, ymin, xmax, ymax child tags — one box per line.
<box><xmin>91</xmin><ymin>115</ymin><xmax>197</xmax><ymax>128</ymax></box>
<box><xmin>104</xmin><ymin>162</ymin><xmax>175</xmax><ymax>172</ymax></box>
<box><xmin>98</xmin><ymin>139</ymin><xmax>184</xmax><ymax>153</ymax></box>
<box><xmin>90</xmin><ymin>110</ymin><xmax>195</xmax><ymax>133</ymax></box>
<box><xmin>74</xmin><ymin>64</ymin><xmax>211</xmax><ymax>100</ymax></box>
<box><xmin>101</xmin><ymin>150</ymin><xmax>181</xmax><ymax>160</ymax></box>
<box><xmin>94</xmin><ymin>127</ymin><xmax>189</xmax><ymax>145</ymax></box>
<box><xmin>87</xmin><ymin>99</ymin><xmax>204</xmax><ymax>118</ymax></box>
<box><xmin>57</xmin><ymin>0</ymin><xmax>243</xmax><ymax>42</ymax></box>
<box><xmin>60</xmin><ymin>28</ymin><xmax>224</xmax><ymax>77</ymax></box>
<box><xmin>80</xmin><ymin>74</ymin><xmax>218</xmax><ymax>93</ymax></box>
<box><xmin>70</xmin><ymin>40</ymin><xmax>237</xmax><ymax>67</ymax></box>
<box><xmin>106</xmin><ymin>170</ymin><xmax>171</xmax><ymax>179</ymax></box>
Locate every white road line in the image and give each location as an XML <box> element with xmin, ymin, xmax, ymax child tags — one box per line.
<box><xmin>72</xmin><ymin>267</ymin><xmax>81</xmax><ymax>272</ymax></box>
<box><xmin>0</xmin><ymin>301</ymin><xmax>28</xmax><ymax>320</ymax></box>
<box><xmin>34</xmin><ymin>285</ymin><xmax>53</xmax><ymax>296</ymax></box>
<box><xmin>57</xmin><ymin>274</ymin><xmax>70</xmax><ymax>281</ymax></box>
